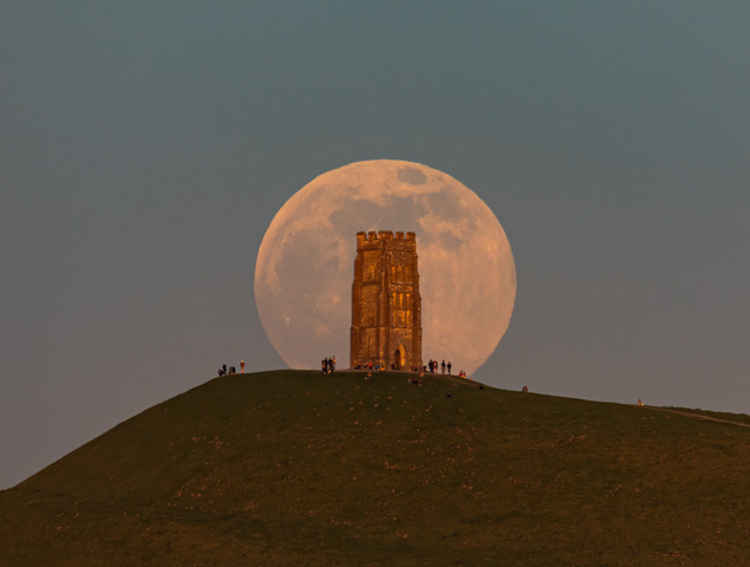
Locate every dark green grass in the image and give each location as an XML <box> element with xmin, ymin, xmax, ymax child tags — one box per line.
<box><xmin>663</xmin><ymin>405</ymin><xmax>750</xmax><ymax>426</ymax></box>
<box><xmin>2</xmin><ymin>370</ymin><xmax>749</xmax><ymax>566</ymax></box>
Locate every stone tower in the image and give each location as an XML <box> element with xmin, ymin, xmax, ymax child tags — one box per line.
<box><xmin>350</xmin><ymin>230</ymin><xmax>422</xmax><ymax>370</ymax></box>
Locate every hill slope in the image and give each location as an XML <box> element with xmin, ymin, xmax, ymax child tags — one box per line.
<box><xmin>2</xmin><ymin>370</ymin><xmax>750</xmax><ymax>566</ymax></box>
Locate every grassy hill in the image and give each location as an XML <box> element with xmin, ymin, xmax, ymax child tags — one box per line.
<box><xmin>2</xmin><ymin>370</ymin><xmax>749</xmax><ymax>566</ymax></box>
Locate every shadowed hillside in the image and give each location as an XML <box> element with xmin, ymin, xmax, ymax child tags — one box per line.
<box><xmin>2</xmin><ymin>370</ymin><xmax>749</xmax><ymax>566</ymax></box>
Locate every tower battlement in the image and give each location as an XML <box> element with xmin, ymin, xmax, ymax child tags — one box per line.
<box><xmin>356</xmin><ymin>230</ymin><xmax>417</xmax><ymax>248</ymax></box>
<box><xmin>350</xmin><ymin>231</ymin><xmax>422</xmax><ymax>370</ymax></box>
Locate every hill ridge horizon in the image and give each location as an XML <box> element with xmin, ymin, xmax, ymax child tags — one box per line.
<box><xmin>3</xmin><ymin>368</ymin><xmax>749</xmax><ymax>566</ymax></box>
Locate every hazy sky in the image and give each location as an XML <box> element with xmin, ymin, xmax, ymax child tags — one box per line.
<box><xmin>2</xmin><ymin>2</ymin><xmax>749</xmax><ymax>488</ymax></box>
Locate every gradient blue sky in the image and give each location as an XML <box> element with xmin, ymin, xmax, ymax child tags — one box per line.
<box><xmin>2</xmin><ymin>2</ymin><xmax>749</xmax><ymax>488</ymax></box>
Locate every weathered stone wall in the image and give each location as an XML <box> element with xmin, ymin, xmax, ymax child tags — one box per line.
<box><xmin>350</xmin><ymin>231</ymin><xmax>422</xmax><ymax>369</ymax></box>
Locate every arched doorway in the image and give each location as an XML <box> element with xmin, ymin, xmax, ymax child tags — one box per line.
<box><xmin>394</xmin><ymin>345</ymin><xmax>406</xmax><ymax>370</ymax></box>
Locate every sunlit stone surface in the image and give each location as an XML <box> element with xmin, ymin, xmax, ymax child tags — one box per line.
<box><xmin>350</xmin><ymin>231</ymin><xmax>422</xmax><ymax>370</ymax></box>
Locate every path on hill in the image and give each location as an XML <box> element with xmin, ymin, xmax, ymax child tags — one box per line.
<box><xmin>645</xmin><ymin>406</ymin><xmax>750</xmax><ymax>428</ymax></box>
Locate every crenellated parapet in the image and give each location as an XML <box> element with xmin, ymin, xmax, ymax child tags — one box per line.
<box><xmin>356</xmin><ymin>230</ymin><xmax>417</xmax><ymax>250</ymax></box>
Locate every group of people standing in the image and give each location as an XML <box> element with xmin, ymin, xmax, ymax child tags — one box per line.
<box><xmin>426</xmin><ymin>359</ymin><xmax>452</xmax><ymax>375</ymax></box>
<box><xmin>217</xmin><ymin>360</ymin><xmax>245</xmax><ymax>377</ymax></box>
<box><xmin>214</xmin><ymin>357</ymin><xmax>470</xmax><ymax>380</ymax></box>
<box><xmin>321</xmin><ymin>355</ymin><xmax>336</xmax><ymax>375</ymax></box>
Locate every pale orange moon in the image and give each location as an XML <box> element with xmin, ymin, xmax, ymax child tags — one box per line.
<box><xmin>254</xmin><ymin>160</ymin><xmax>516</xmax><ymax>375</ymax></box>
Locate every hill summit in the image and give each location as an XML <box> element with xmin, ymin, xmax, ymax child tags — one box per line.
<box><xmin>2</xmin><ymin>370</ymin><xmax>749</xmax><ymax>566</ymax></box>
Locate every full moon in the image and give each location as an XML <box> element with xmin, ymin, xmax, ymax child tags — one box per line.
<box><xmin>254</xmin><ymin>160</ymin><xmax>516</xmax><ymax>375</ymax></box>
